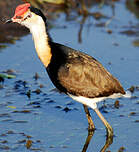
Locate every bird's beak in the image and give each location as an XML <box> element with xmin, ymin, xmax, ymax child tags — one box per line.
<box><xmin>5</xmin><ymin>19</ymin><xmax>13</xmax><ymax>24</ymax></box>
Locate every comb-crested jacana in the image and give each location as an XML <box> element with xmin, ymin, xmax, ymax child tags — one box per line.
<box><xmin>6</xmin><ymin>3</ymin><xmax>127</xmax><ymax>137</ymax></box>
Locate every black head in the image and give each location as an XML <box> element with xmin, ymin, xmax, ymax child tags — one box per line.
<box><xmin>30</xmin><ymin>6</ymin><xmax>46</xmax><ymax>23</ymax></box>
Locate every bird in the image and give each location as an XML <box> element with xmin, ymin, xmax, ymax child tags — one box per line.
<box><xmin>6</xmin><ymin>3</ymin><xmax>127</xmax><ymax>137</ymax></box>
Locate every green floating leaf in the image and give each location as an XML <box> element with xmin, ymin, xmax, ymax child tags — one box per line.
<box><xmin>7</xmin><ymin>106</ymin><xmax>16</xmax><ymax>109</ymax></box>
<box><xmin>0</xmin><ymin>73</ymin><xmax>16</xmax><ymax>79</ymax></box>
<box><xmin>41</xmin><ymin>0</ymin><xmax>65</xmax><ymax>4</ymax></box>
<box><xmin>0</xmin><ymin>45</ymin><xmax>7</xmax><ymax>49</ymax></box>
<box><xmin>133</xmin><ymin>39</ymin><xmax>139</xmax><ymax>47</ymax></box>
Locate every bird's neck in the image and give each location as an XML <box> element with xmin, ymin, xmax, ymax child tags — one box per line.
<box><xmin>30</xmin><ymin>22</ymin><xmax>52</xmax><ymax>67</ymax></box>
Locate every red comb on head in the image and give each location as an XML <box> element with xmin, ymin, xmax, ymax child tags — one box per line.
<box><xmin>13</xmin><ymin>3</ymin><xmax>31</xmax><ymax>19</ymax></box>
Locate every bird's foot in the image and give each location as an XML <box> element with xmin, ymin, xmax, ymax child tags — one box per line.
<box><xmin>88</xmin><ymin>124</ymin><xmax>95</xmax><ymax>132</ymax></box>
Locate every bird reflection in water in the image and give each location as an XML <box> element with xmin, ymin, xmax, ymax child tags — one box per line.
<box><xmin>82</xmin><ymin>130</ymin><xmax>113</xmax><ymax>152</ymax></box>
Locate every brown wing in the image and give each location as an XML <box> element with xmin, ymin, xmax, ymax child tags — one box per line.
<box><xmin>58</xmin><ymin>52</ymin><xmax>125</xmax><ymax>98</ymax></box>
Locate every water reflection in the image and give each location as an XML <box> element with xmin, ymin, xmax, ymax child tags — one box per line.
<box><xmin>82</xmin><ymin>131</ymin><xmax>94</xmax><ymax>152</ymax></box>
<box><xmin>82</xmin><ymin>130</ymin><xmax>113</xmax><ymax>152</ymax></box>
<box><xmin>125</xmin><ymin>0</ymin><xmax>139</xmax><ymax>47</ymax></box>
<box><xmin>126</xmin><ymin>0</ymin><xmax>139</xmax><ymax>19</ymax></box>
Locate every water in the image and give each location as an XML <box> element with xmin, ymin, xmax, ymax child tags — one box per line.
<box><xmin>0</xmin><ymin>1</ymin><xmax>139</xmax><ymax>151</ymax></box>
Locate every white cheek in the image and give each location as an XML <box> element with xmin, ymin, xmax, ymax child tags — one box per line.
<box><xmin>21</xmin><ymin>20</ymin><xmax>32</xmax><ymax>29</ymax></box>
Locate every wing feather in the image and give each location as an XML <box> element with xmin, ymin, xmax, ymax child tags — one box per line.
<box><xmin>58</xmin><ymin>52</ymin><xmax>125</xmax><ymax>98</ymax></box>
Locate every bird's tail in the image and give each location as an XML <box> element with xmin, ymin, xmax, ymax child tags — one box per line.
<box><xmin>123</xmin><ymin>90</ymin><xmax>132</xmax><ymax>98</ymax></box>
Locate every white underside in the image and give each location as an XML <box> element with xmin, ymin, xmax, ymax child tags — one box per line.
<box><xmin>67</xmin><ymin>91</ymin><xmax>131</xmax><ymax>110</ymax></box>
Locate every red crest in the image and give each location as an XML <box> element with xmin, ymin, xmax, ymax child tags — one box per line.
<box><xmin>13</xmin><ymin>3</ymin><xmax>31</xmax><ymax>19</ymax></box>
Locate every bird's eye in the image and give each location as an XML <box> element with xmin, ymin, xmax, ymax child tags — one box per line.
<box><xmin>16</xmin><ymin>16</ymin><xmax>23</xmax><ymax>19</ymax></box>
<box><xmin>27</xmin><ymin>14</ymin><xmax>31</xmax><ymax>18</ymax></box>
<box><xmin>23</xmin><ymin>14</ymin><xmax>32</xmax><ymax>21</ymax></box>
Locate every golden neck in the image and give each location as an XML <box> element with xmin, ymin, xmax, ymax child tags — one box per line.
<box><xmin>30</xmin><ymin>21</ymin><xmax>52</xmax><ymax>67</ymax></box>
